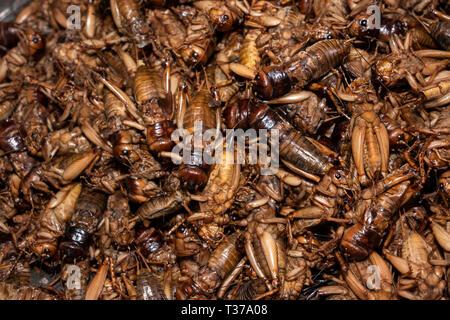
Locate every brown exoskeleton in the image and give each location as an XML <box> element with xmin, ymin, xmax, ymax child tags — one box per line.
<box><xmin>255</xmin><ymin>39</ymin><xmax>351</xmax><ymax>100</ymax></box>
<box><xmin>350</xmin><ymin>103</ymin><xmax>390</xmax><ymax>186</ymax></box>
<box><xmin>383</xmin><ymin>207</ymin><xmax>447</xmax><ymax>300</ymax></box>
<box><xmin>429</xmin><ymin>20</ymin><xmax>450</xmax><ymax>51</ymax></box>
<box><xmin>174</xmin><ymin>82</ymin><xmax>218</xmax><ymax>191</ymax></box>
<box><xmin>137</xmin><ymin>189</ymin><xmax>187</xmax><ymax>222</ymax></box>
<box><xmin>230</xmin><ymin>175</ymin><xmax>290</xmax><ymax>291</ymax></box>
<box><xmin>418</xmin><ymin>106</ymin><xmax>450</xmax><ymax>171</ymax></box>
<box><xmin>110</xmin><ymin>0</ymin><xmax>151</xmax><ymax>47</ymax></box>
<box><xmin>43</xmin><ymin>127</ymin><xmax>92</xmax><ymax>160</ymax></box>
<box><xmin>0</xmin><ymin>25</ymin><xmax>45</xmax><ymax>82</ymax></box>
<box><xmin>187</xmin><ymin>142</ymin><xmax>240</xmax><ymax>246</ymax></box>
<box><xmin>133</xmin><ymin>61</ymin><xmax>176</xmax><ymax>154</ymax></box>
<box><xmin>0</xmin><ymin>282</ymin><xmax>58</xmax><ymax>300</ymax></box>
<box><xmin>136</xmin><ymin>269</ymin><xmax>168</xmax><ymax>300</ymax></box>
<box><xmin>135</xmin><ymin>227</ymin><xmax>176</xmax><ymax>265</ymax></box>
<box><xmin>224</xmin><ymin>99</ymin><xmax>335</xmax><ymax>182</ymax></box>
<box><xmin>23</xmin><ymin>148</ymin><xmax>102</xmax><ymax>192</ymax></box>
<box><xmin>0</xmin><ymin>119</ymin><xmax>61</xmax><ymax>203</ymax></box>
<box><xmin>341</xmin><ymin>165</ymin><xmax>421</xmax><ymax>261</ymax></box>
<box><xmin>326</xmin><ymin>77</ymin><xmax>391</xmax><ymax>187</ymax></box>
<box><xmin>272</xmin><ymin>90</ymin><xmax>329</xmax><ymax>135</ymax></box>
<box><xmin>59</xmin><ymin>188</ymin><xmax>107</xmax><ymax>260</ymax></box>
<box><xmin>61</xmin><ymin>259</ymin><xmax>90</xmax><ymax>300</ymax></box>
<box><xmin>192</xmin><ymin>1</ymin><xmax>245</xmax><ymax>32</ymax></box>
<box><xmin>335</xmin><ymin>250</ymin><xmax>396</xmax><ymax>300</ymax></box>
<box><xmin>176</xmin><ymin>231</ymin><xmax>244</xmax><ymax>299</ymax></box>
<box><xmin>171</xmin><ymin>5</ymin><xmax>216</xmax><ymax>67</ymax></box>
<box><xmin>348</xmin><ymin>9</ymin><xmax>437</xmax><ymax>50</ymax></box>
<box><xmin>228</xmin><ymin>29</ymin><xmax>261</xmax><ymax>80</ymax></box>
<box><xmin>374</xmin><ymin>33</ymin><xmax>450</xmax><ymax>102</ymax></box>
<box><xmin>290</xmin><ymin>166</ymin><xmax>357</xmax><ymax>234</ymax></box>
<box><xmin>0</xmin><ymin>22</ymin><xmax>21</xmax><ymax>52</ymax></box>
<box><xmin>147</xmin><ymin>8</ymin><xmax>187</xmax><ymax>57</ymax></box>
<box><xmin>24</xmin><ymin>182</ymin><xmax>82</xmax><ymax>258</ymax></box>
<box><xmin>173</xmin><ymin>219</ymin><xmax>204</xmax><ymax>258</ymax></box>
<box><xmin>98</xmin><ymin>191</ymin><xmax>136</xmax><ymax>251</ymax></box>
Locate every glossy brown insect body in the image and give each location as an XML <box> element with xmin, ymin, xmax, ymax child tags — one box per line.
<box><xmin>60</xmin><ymin>189</ymin><xmax>107</xmax><ymax>260</ymax></box>
<box><xmin>103</xmin><ymin>87</ymin><xmax>147</xmax><ymax>167</ymax></box>
<box><xmin>341</xmin><ymin>171</ymin><xmax>421</xmax><ymax>260</ymax></box>
<box><xmin>111</xmin><ymin>0</ymin><xmax>150</xmax><ymax>46</ymax></box>
<box><xmin>255</xmin><ymin>40</ymin><xmax>351</xmax><ymax>100</ymax></box>
<box><xmin>297</xmin><ymin>0</ymin><xmax>314</xmax><ymax>15</ymax></box>
<box><xmin>175</xmin><ymin>6</ymin><xmax>215</xmax><ymax>66</ymax></box>
<box><xmin>135</xmin><ymin>228</ymin><xmax>164</xmax><ymax>257</ymax></box>
<box><xmin>99</xmin><ymin>191</ymin><xmax>135</xmax><ymax>249</ymax></box>
<box><xmin>0</xmin><ymin>121</ymin><xmax>26</xmax><ymax>153</ymax></box>
<box><xmin>134</xmin><ymin>63</ymin><xmax>175</xmax><ymax>153</ymax></box>
<box><xmin>337</xmin><ymin>251</ymin><xmax>396</xmax><ymax>300</ymax></box>
<box><xmin>0</xmin><ymin>22</ymin><xmax>20</xmax><ymax>50</ymax></box>
<box><xmin>349</xmin><ymin>11</ymin><xmax>440</xmax><ymax>49</ymax></box>
<box><xmin>0</xmin><ymin>283</ymin><xmax>58</xmax><ymax>300</ymax></box>
<box><xmin>247</xmin><ymin>220</ymin><xmax>287</xmax><ymax>289</ymax></box>
<box><xmin>179</xmin><ymin>87</ymin><xmax>217</xmax><ymax>190</ymax></box>
<box><xmin>379</xmin><ymin>114</ymin><xmax>411</xmax><ymax>148</ymax></box>
<box><xmin>430</xmin><ymin>21</ymin><xmax>450</xmax><ymax>50</ymax></box>
<box><xmin>0</xmin><ymin>26</ymin><xmax>45</xmax><ymax>81</ymax></box>
<box><xmin>111</xmin><ymin>130</ymin><xmax>144</xmax><ymax>168</ymax></box>
<box><xmin>350</xmin><ymin>103</ymin><xmax>390</xmax><ymax>186</ymax></box>
<box><xmin>137</xmin><ymin>190</ymin><xmax>185</xmax><ymax>221</ymax></box>
<box><xmin>125</xmin><ymin>176</ymin><xmax>158</xmax><ymax>204</ymax></box>
<box><xmin>176</xmin><ymin>231</ymin><xmax>244</xmax><ymax>298</ymax></box>
<box><xmin>188</xmin><ymin>144</ymin><xmax>240</xmax><ymax>245</ymax></box>
<box><xmin>276</xmin><ymin>91</ymin><xmax>327</xmax><ymax>135</ymax></box>
<box><xmin>291</xmin><ymin>166</ymin><xmax>356</xmax><ymax>233</ymax></box>
<box><xmin>208</xmin><ymin>3</ymin><xmax>243</xmax><ymax>32</ymax></box>
<box><xmin>348</xmin><ymin>13</ymin><xmax>410</xmax><ymax>42</ymax></box>
<box><xmin>137</xmin><ymin>270</ymin><xmax>168</xmax><ymax>300</ymax></box>
<box><xmin>174</xmin><ymin>224</ymin><xmax>202</xmax><ymax>257</ymax></box>
<box><xmin>31</xmin><ymin>183</ymin><xmax>82</xmax><ymax>258</ymax></box>
<box><xmin>135</xmin><ymin>226</ymin><xmax>176</xmax><ymax>265</ymax></box>
<box><xmin>224</xmin><ymin>100</ymin><xmax>333</xmax><ymax>180</ymax></box>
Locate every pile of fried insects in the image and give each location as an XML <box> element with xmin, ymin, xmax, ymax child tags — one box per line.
<box><xmin>0</xmin><ymin>0</ymin><xmax>449</xmax><ymax>300</ymax></box>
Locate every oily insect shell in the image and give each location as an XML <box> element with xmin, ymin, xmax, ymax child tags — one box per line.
<box><xmin>0</xmin><ymin>121</ymin><xmax>26</xmax><ymax>153</ymax></box>
<box><xmin>0</xmin><ymin>22</ymin><xmax>19</xmax><ymax>49</ymax></box>
<box><xmin>59</xmin><ymin>190</ymin><xmax>107</xmax><ymax>260</ymax></box>
<box><xmin>430</xmin><ymin>21</ymin><xmax>450</xmax><ymax>50</ymax></box>
<box><xmin>209</xmin><ymin>7</ymin><xmax>236</xmax><ymax>32</ymax></box>
<box><xmin>23</xmin><ymin>29</ymin><xmax>45</xmax><ymax>58</ymax></box>
<box><xmin>255</xmin><ymin>66</ymin><xmax>292</xmax><ymax>100</ymax></box>
<box><xmin>135</xmin><ymin>228</ymin><xmax>164</xmax><ymax>256</ymax></box>
<box><xmin>136</xmin><ymin>270</ymin><xmax>168</xmax><ymax>300</ymax></box>
<box><xmin>223</xmin><ymin>99</ymin><xmax>252</xmax><ymax>129</ymax></box>
<box><xmin>147</xmin><ymin>120</ymin><xmax>176</xmax><ymax>153</ymax></box>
